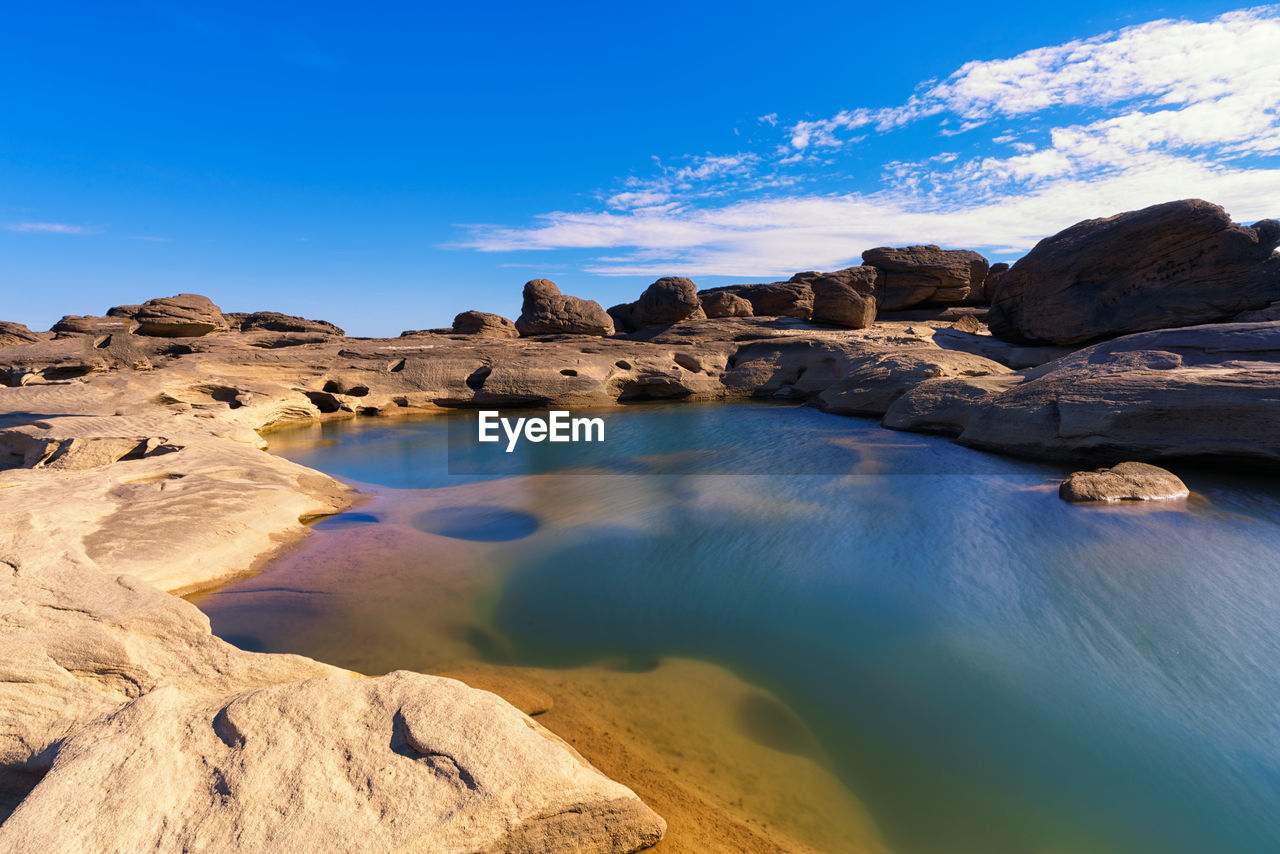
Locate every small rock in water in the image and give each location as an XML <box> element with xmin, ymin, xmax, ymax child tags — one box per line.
<box><xmin>1059</xmin><ymin>462</ymin><xmax>1190</xmax><ymax>503</ymax></box>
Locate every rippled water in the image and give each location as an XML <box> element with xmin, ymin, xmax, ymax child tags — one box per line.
<box><xmin>194</xmin><ymin>404</ymin><xmax>1280</xmax><ymax>854</ymax></box>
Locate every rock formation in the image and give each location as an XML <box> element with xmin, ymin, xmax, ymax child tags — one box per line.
<box><xmin>987</xmin><ymin>199</ymin><xmax>1280</xmax><ymax>345</ymax></box>
<box><xmin>133</xmin><ymin>294</ymin><xmax>228</xmax><ymax>337</ymax></box>
<box><xmin>808</xmin><ymin>267</ymin><xmax>878</xmax><ymax>328</ymax></box>
<box><xmin>515</xmin><ymin>279</ymin><xmax>615</xmax><ymax>337</ymax></box>
<box><xmin>229</xmin><ymin>311</ymin><xmax>346</xmax><ymax>336</ymax></box>
<box><xmin>632</xmin><ymin>277</ymin><xmax>706</xmax><ymax>326</ymax></box>
<box><xmin>1059</xmin><ymin>462</ymin><xmax>1190</xmax><ymax>502</ymax></box>
<box><xmin>451</xmin><ymin>310</ymin><xmax>518</xmax><ymax>338</ymax></box>
<box><xmin>700</xmin><ymin>291</ymin><xmax>752</xmax><ymax>318</ymax></box>
<box><xmin>0</xmin><ymin>322</ymin><xmax>43</xmax><ymax>348</ymax></box>
<box><xmin>701</xmin><ymin>281</ymin><xmax>813</xmax><ymax>319</ymax></box>
<box><xmin>861</xmin><ymin>245</ymin><xmax>990</xmax><ymax>310</ymax></box>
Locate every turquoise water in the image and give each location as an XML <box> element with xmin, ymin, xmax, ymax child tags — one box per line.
<box><xmin>198</xmin><ymin>405</ymin><xmax>1280</xmax><ymax>854</ymax></box>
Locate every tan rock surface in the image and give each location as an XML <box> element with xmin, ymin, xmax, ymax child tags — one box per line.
<box><xmin>1059</xmin><ymin>462</ymin><xmax>1190</xmax><ymax>502</ymax></box>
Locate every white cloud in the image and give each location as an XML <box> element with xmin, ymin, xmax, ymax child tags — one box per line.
<box><xmin>461</xmin><ymin>6</ymin><xmax>1280</xmax><ymax>276</ymax></box>
<box><xmin>5</xmin><ymin>222</ymin><xmax>92</xmax><ymax>234</ymax></box>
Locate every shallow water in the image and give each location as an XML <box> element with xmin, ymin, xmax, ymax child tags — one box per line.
<box><xmin>194</xmin><ymin>404</ymin><xmax>1280</xmax><ymax>854</ymax></box>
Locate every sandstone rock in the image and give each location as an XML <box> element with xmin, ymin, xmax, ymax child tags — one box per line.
<box><xmin>451</xmin><ymin>311</ymin><xmax>518</xmax><ymax>338</ymax></box>
<box><xmin>607</xmin><ymin>303</ymin><xmax>638</xmax><ymax>334</ymax></box>
<box><xmin>0</xmin><ymin>322</ymin><xmax>42</xmax><ymax>348</ymax></box>
<box><xmin>0</xmin><ymin>673</ymin><xmax>665</xmax><ymax>853</ymax></box>
<box><xmin>809</xmin><ymin>267</ymin><xmax>878</xmax><ymax>328</ymax></box>
<box><xmin>700</xmin><ymin>291</ymin><xmax>753</xmax><ymax>318</ymax></box>
<box><xmin>106</xmin><ymin>305</ymin><xmax>142</xmax><ymax>319</ymax></box>
<box><xmin>862</xmin><ymin>245</ymin><xmax>989</xmax><ymax>310</ymax></box>
<box><xmin>134</xmin><ymin>294</ymin><xmax>227</xmax><ymax>338</ymax></box>
<box><xmin>702</xmin><ymin>281</ymin><xmax>813</xmax><ymax>319</ymax></box>
<box><xmin>1230</xmin><ymin>301</ymin><xmax>1280</xmax><ymax>322</ymax></box>
<box><xmin>516</xmin><ymin>279</ymin><xmax>615</xmax><ymax>337</ymax></box>
<box><xmin>987</xmin><ymin>199</ymin><xmax>1280</xmax><ymax>345</ymax></box>
<box><xmin>883</xmin><ymin>374</ymin><xmax>1024</xmax><ymax>436</ymax></box>
<box><xmin>632</xmin><ymin>277</ymin><xmax>705</xmax><ymax>326</ymax></box>
<box><xmin>230</xmin><ymin>312</ymin><xmax>346</xmax><ymax>337</ymax></box>
<box><xmin>982</xmin><ymin>263</ymin><xmax>1010</xmax><ymax>304</ymax></box>
<box><xmin>817</xmin><ymin>349</ymin><xmax>1011</xmax><ymax>416</ymax></box>
<box><xmin>960</xmin><ymin>322</ymin><xmax>1280</xmax><ymax>463</ymax></box>
<box><xmin>1059</xmin><ymin>462</ymin><xmax>1190</xmax><ymax>502</ymax></box>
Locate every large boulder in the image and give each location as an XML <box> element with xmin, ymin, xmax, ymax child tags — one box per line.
<box><xmin>0</xmin><ymin>321</ymin><xmax>43</xmax><ymax>347</ymax></box>
<box><xmin>516</xmin><ymin>279</ymin><xmax>615</xmax><ymax>337</ymax></box>
<box><xmin>816</xmin><ymin>349</ymin><xmax>1011</xmax><ymax>415</ymax></box>
<box><xmin>133</xmin><ymin>294</ymin><xmax>227</xmax><ymax>338</ymax></box>
<box><xmin>451</xmin><ymin>310</ymin><xmax>518</xmax><ymax>338</ymax></box>
<box><xmin>982</xmin><ymin>263</ymin><xmax>1010</xmax><ymax>304</ymax></box>
<box><xmin>229</xmin><ymin>312</ymin><xmax>345</xmax><ymax>337</ymax></box>
<box><xmin>808</xmin><ymin>266</ymin><xmax>879</xmax><ymax>328</ymax></box>
<box><xmin>106</xmin><ymin>305</ymin><xmax>142</xmax><ymax>319</ymax></box>
<box><xmin>959</xmin><ymin>322</ymin><xmax>1280</xmax><ymax>463</ymax></box>
<box><xmin>699</xmin><ymin>291</ymin><xmax>753</xmax><ymax>318</ymax></box>
<box><xmin>862</xmin><ymin>246</ymin><xmax>990</xmax><ymax>310</ymax></box>
<box><xmin>702</xmin><ymin>281</ymin><xmax>813</xmax><ymax>319</ymax></box>
<box><xmin>1059</xmin><ymin>462</ymin><xmax>1189</xmax><ymax>503</ymax></box>
<box><xmin>987</xmin><ymin>199</ymin><xmax>1280</xmax><ymax>345</ymax></box>
<box><xmin>632</xmin><ymin>277</ymin><xmax>705</xmax><ymax>326</ymax></box>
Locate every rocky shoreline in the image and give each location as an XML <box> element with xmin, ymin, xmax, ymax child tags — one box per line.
<box><xmin>2</xmin><ymin>197</ymin><xmax>1278</xmax><ymax>851</ymax></box>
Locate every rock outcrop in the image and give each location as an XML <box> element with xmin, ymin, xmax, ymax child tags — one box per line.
<box><xmin>516</xmin><ymin>279</ymin><xmax>615</xmax><ymax>337</ymax></box>
<box><xmin>1059</xmin><ymin>461</ymin><xmax>1190</xmax><ymax>502</ymax></box>
<box><xmin>862</xmin><ymin>246</ymin><xmax>990</xmax><ymax>310</ymax></box>
<box><xmin>982</xmin><ymin>262</ymin><xmax>1009</xmax><ymax>304</ymax></box>
<box><xmin>700</xmin><ymin>291</ymin><xmax>753</xmax><ymax>318</ymax></box>
<box><xmin>229</xmin><ymin>311</ymin><xmax>346</xmax><ymax>337</ymax></box>
<box><xmin>451</xmin><ymin>310</ymin><xmax>519</xmax><ymax>338</ymax></box>
<box><xmin>987</xmin><ymin>199</ymin><xmax>1280</xmax><ymax>345</ymax></box>
<box><xmin>808</xmin><ymin>267</ymin><xmax>878</xmax><ymax>328</ymax></box>
<box><xmin>0</xmin><ymin>322</ymin><xmax>42</xmax><ymax>348</ymax></box>
<box><xmin>133</xmin><ymin>294</ymin><xmax>228</xmax><ymax>338</ymax></box>
<box><xmin>817</xmin><ymin>349</ymin><xmax>1011</xmax><ymax>416</ymax></box>
<box><xmin>702</xmin><ymin>281</ymin><xmax>813</xmax><ymax>319</ymax></box>
<box><xmin>632</xmin><ymin>277</ymin><xmax>706</xmax><ymax>326</ymax></box>
<box><xmin>960</xmin><ymin>322</ymin><xmax>1280</xmax><ymax>463</ymax></box>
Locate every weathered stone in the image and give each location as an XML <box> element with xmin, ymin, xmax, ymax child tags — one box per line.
<box><xmin>134</xmin><ymin>294</ymin><xmax>227</xmax><ymax>338</ymax></box>
<box><xmin>702</xmin><ymin>281</ymin><xmax>813</xmax><ymax>319</ymax></box>
<box><xmin>607</xmin><ymin>303</ymin><xmax>638</xmax><ymax>334</ymax></box>
<box><xmin>982</xmin><ymin>263</ymin><xmax>1009</xmax><ymax>305</ymax></box>
<box><xmin>633</xmin><ymin>277</ymin><xmax>705</xmax><ymax>326</ymax></box>
<box><xmin>987</xmin><ymin>199</ymin><xmax>1280</xmax><ymax>345</ymax></box>
<box><xmin>230</xmin><ymin>312</ymin><xmax>346</xmax><ymax>337</ymax></box>
<box><xmin>106</xmin><ymin>305</ymin><xmax>142</xmax><ymax>319</ymax></box>
<box><xmin>862</xmin><ymin>245</ymin><xmax>990</xmax><ymax>310</ymax></box>
<box><xmin>883</xmin><ymin>374</ymin><xmax>1024</xmax><ymax>436</ymax></box>
<box><xmin>809</xmin><ymin>267</ymin><xmax>878</xmax><ymax>328</ymax></box>
<box><xmin>960</xmin><ymin>323</ymin><xmax>1280</xmax><ymax>463</ymax></box>
<box><xmin>1059</xmin><ymin>462</ymin><xmax>1190</xmax><ymax>502</ymax></box>
<box><xmin>0</xmin><ymin>322</ymin><xmax>42</xmax><ymax>348</ymax></box>
<box><xmin>451</xmin><ymin>311</ymin><xmax>518</xmax><ymax>338</ymax></box>
<box><xmin>816</xmin><ymin>349</ymin><xmax>1011</xmax><ymax>416</ymax></box>
<box><xmin>516</xmin><ymin>279</ymin><xmax>615</xmax><ymax>337</ymax></box>
<box><xmin>699</xmin><ymin>291</ymin><xmax>753</xmax><ymax>318</ymax></box>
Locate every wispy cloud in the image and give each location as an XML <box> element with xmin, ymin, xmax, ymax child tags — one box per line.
<box><xmin>4</xmin><ymin>222</ymin><xmax>94</xmax><ymax>235</ymax></box>
<box><xmin>461</xmin><ymin>5</ymin><xmax>1280</xmax><ymax>276</ymax></box>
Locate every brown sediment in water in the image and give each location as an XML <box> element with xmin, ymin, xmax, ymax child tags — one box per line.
<box><xmin>435</xmin><ymin>659</ymin><xmax>891</xmax><ymax>854</ymax></box>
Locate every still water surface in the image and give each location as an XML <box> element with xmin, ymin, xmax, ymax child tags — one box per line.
<box><xmin>194</xmin><ymin>405</ymin><xmax>1280</xmax><ymax>854</ymax></box>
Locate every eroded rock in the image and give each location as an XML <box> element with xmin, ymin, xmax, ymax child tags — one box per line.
<box><xmin>862</xmin><ymin>245</ymin><xmax>989</xmax><ymax>310</ymax></box>
<box><xmin>230</xmin><ymin>312</ymin><xmax>346</xmax><ymax>337</ymax></box>
<box><xmin>516</xmin><ymin>279</ymin><xmax>615</xmax><ymax>337</ymax></box>
<box><xmin>451</xmin><ymin>311</ymin><xmax>519</xmax><ymax>338</ymax></box>
<box><xmin>699</xmin><ymin>291</ymin><xmax>753</xmax><ymax>318</ymax></box>
<box><xmin>134</xmin><ymin>294</ymin><xmax>228</xmax><ymax>338</ymax></box>
<box><xmin>809</xmin><ymin>267</ymin><xmax>878</xmax><ymax>328</ymax></box>
<box><xmin>633</xmin><ymin>277</ymin><xmax>706</xmax><ymax>326</ymax></box>
<box><xmin>1059</xmin><ymin>462</ymin><xmax>1190</xmax><ymax>502</ymax></box>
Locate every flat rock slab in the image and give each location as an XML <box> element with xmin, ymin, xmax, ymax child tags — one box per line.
<box><xmin>1059</xmin><ymin>462</ymin><xmax>1190</xmax><ymax>502</ymax></box>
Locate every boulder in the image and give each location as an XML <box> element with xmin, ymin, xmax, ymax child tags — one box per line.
<box><xmin>987</xmin><ymin>199</ymin><xmax>1280</xmax><ymax>345</ymax></box>
<box><xmin>1059</xmin><ymin>462</ymin><xmax>1190</xmax><ymax>502</ymax></box>
<box><xmin>451</xmin><ymin>310</ymin><xmax>518</xmax><ymax>338</ymax></box>
<box><xmin>50</xmin><ymin>315</ymin><xmax>103</xmax><ymax>335</ymax></box>
<box><xmin>883</xmin><ymin>374</ymin><xmax>1024</xmax><ymax>436</ymax></box>
<box><xmin>0</xmin><ymin>321</ymin><xmax>42</xmax><ymax>348</ymax></box>
<box><xmin>606</xmin><ymin>302</ymin><xmax>638</xmax><ymax>334</ymax></box>
<box><xmin>133</xmin><ymin>294</ymin><xmax>227</xmax><ymax>338</ymax></box>
<box><xmin>817</xmin><ymin>349</ymin><xmax>1011</xmax><ymax>416</ymax></box>
<box><xmin>229</xmin><ymin>312</ymin><xmax>345</xmax><ymax>337</ymax></box>
<box><xmin>702</xmin><ymin>281</ymin><xmax>813</xmax><ymax>319</ymax></box>
<box><xmin>632</xmin><ymin>277</ymin><xmax>706</xmax><ymax>326</ymax></box>
<box><xmin>959</xmin><ymin>322</ymin><xmax>1280</xmax><ymax>463</ymax></box>
<box><xmin>982</xmin><ymin>263</ymin><xmax>1009</xmax><ymax>304</ymax></box>
<box><xmin>700</xmin><ymin>291</ymin><xmax>753</xmax><ymax>318</ymax></box>
<box><xmin>1230</xmin><ymin>302</ymin><xmax>1280</xmax><ymax>323</ymax></box>
<box><xmin>106</xmin><ymin>305</ymin><xmax>142</xmax><ymax>319</ymax></box>
<box><xmin>862</xmin><ymin>246</ymin><xmax>990</xmax><ymax>310</ymax></box>
<box><xmin>809</xmin><ymin>266</ymin><xmax>879</xmax><ymax>328</ymax></box>
<box><xmin>516</xmin><ymin>279</ymin><xmax>615</xmax><ymax>337</ymax></box>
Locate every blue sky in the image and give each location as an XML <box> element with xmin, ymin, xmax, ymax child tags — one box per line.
<box><xmin>3</xmin><ymin>2</ymin><xmax>1278</xmax><ymax>336</ymax></box>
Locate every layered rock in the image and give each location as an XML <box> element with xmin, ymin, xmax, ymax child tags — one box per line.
<box><xmin>632</xmin><ymin>277</ymin><xmax>706</xmax><ymax>326</ymax></box>
<box><xmin>1059</xmin><ymin>462</ymin><xmax>1190</xmax><ymax>502</ymax></box>
<box><xmin>862</xmin><ymin>245</ymin><xmax>990</xmax><ymax>310</ymax></box>
<box><xmin>133</xmin><ymin>294</ymin><xmax>228</xmax><ymax>337</ymax></box>
<box><xmin>817</xmin><ymin>349</ymin><xmax>1011</xmax><ymax>416</ymax></box>
<box><xmin>808</xmin><ymin>267</ymin><xmax>878</xmax><ymax>328</ymax></box>
<box><xmin>987</xmin><ymin>199</ymin><xmax>1280</xmax><ymax>345</ymax></box>
<box><xmin>700</xmin><ymin>291</ymin><xmax>753</xmax><ymax>318</ymax></box>
<box><xmin>516</xmin><ymin>279</ymin><xmax>615</xmax><ymax>337</ymax></box>
<box><xmin>701</xmin><ymin>281</ymin><xmax>813</xmax><ymax>319</ymax></box>
<box><xmin>960</xmin><ymin>322</ymin><xmax>1280</xmax><ymax>463</ymax></box>
<box><xmin>451</xmin><ymin>310</ymin><xmax>518</xmax><ymax>338</ymax></box>
<box><xmin>229</xmin><ymin>311</ymin><xmax>346</xmax><ymax>337</ymax></box>
<box><xmin>982</xmin><ymin>263</ymin><xmax>1009</xmax><ymax>304</ymax></box>
<box><xmin>0</xmin><ymin>322</ymin><xmax>42</xmax><ymax>348</ymax></box>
